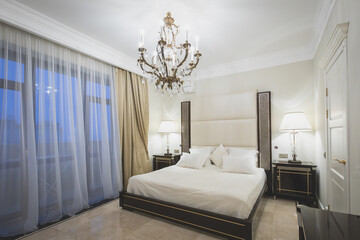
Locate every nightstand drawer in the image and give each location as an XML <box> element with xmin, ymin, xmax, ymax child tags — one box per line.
<box><xmin>153</xmin><ymin>154</ymin><xmax>181</xmax><ymax>171</ymax></box>
<box><xmin>156</xmin><ymin>157</ymin><xmax>173</xmax><ymax>162</ymax></box>
<box><xmin>277</xmin><ymin>166</ymin><xmax>311</xmax><ymax>172</ymax></box>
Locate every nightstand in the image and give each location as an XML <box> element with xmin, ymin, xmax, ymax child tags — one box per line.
<box><xmin>273</xmin><ymin>160</ymin><xmax>317</xmax><ymax>206</ymax></box>
<box><xmin>153</xmin><ymin>154</ymin><xmax>181</xmax><ymax>171</ymax></box>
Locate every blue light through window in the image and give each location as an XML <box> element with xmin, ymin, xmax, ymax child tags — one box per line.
<box><xmin>0</xmin><ymin>58</ymin><xmax>24</xmax><ymax>83</ymax></box>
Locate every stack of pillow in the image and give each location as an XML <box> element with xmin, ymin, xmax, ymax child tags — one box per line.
<box><xmin>176</xmin><ymin>144</ymin><xmax>258</xmax><ymax>174</ymax></box>
<box><xmin>176</xmin><ymin>146</ymin><xmax>213</xmax><ymax>169</ymax></box>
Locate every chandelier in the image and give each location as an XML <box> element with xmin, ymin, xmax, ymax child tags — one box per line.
<box><xmin>138</xmin><ymin>12</ymin><xmax>202</xmax><ymax>96</ymax></box>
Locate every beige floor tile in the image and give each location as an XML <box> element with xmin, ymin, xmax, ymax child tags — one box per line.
<box><xmin>264</xmin><ymin>200</ymin><xmax>276</xmax><ymax>212</ymax></box>
<box><xmin>21</xmin><ymin>228</ymin><xmax>73</xmax><ymax>240</ymax></box>
<box><xmin>259</xmin><ymin>210</ymin><xmax>274</xmax><ymax>224</ymax></box>
<box><xmin>255</xmin><ymin>231</ymin><xmax>273</xmax><ymax>240</ymax></box>
<box><xmin>194</xmin><ymin>234</ymin><xmax>220</xmax><ymax>240</ymax></box>
<box><xmin>20</xmin><ymin>197</ymin><xmax>299</xmax><ymax>240</ymax></box>
<box><xmin>257</xmin><ymin>219</ymin><xmax>274</xmax><ymax>234</ymax></box>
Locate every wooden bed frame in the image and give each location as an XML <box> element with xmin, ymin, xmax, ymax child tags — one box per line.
<box><xmin>120</xmin><ymin>92</ymin><xmax>272</xmax><ymax>240</ymax></box>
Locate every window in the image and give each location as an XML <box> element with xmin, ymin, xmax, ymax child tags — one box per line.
<box><xmin>0</xmin><ymin>22</ymin><xmax>120</xmax><ymax>235</ymax></box>
<box><xmin>83</xmin><ymin>72</ymin><xmax>113</xmax><ymax>204</ymax></box>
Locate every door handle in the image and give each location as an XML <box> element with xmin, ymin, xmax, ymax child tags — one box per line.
<box><xmin>333</xmin><ymin>158</ymin><xmax>346</xmax><ymax>165</ymax></box>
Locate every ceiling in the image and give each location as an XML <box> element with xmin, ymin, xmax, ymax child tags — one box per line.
<box><xmin>16</xmin><ymin>0</ymin><xmax>323</xmax><ymax>70</ymax></box>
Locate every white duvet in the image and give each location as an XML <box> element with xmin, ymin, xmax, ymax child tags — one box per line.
<box><xmin>127</xmin><ymin>165</ymin><xmax>266</xmax><ymax>219</ymax></box>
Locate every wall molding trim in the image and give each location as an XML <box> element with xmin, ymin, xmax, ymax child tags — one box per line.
<box><xmin>0</xmin><ymin>0</ymin><xmax>336</xmax><ymax>80</ymax></box>
<box><xmin>0</xmin><ymin>0</ymin><xmax>141</xmax><ymax>75</ymax></box>
<box><xmin>317</xmin><ymin>195</ymin><xmax>326</xmax><ymax>210</ymax></box>
<box><xmin>310</xmin><ymin>0</ymin><xmax>337</xmax><ymax>58</ymax></box>
<box><xmin>319</xmin><ymin>22</ymin><xmax>349</xmax><ymax>69</ymax></box>
<box><xmin>196</xmin><ymin>46</ymin><xmax>313</xmax><ymax>80</ymax></box>
<box><xmin>196</xmin><ymin>0</ymin><xmax>336</xmax><ymax>80</ymax></box>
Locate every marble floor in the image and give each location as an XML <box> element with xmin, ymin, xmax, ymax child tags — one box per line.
<box><xmin>19</xmin><ymin>198</ymin><xmax>298</xmax><ymax>240</ymax></box>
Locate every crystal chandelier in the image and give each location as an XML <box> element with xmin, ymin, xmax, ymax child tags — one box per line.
<box><xmin>138</xmin><ymin>12</ymin><xmax>202</xmax><ymax>96</ymax></box>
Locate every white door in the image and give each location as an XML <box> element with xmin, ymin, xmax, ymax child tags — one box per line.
<box><xmin>326</xmin><ymin>40</ymin><xmax>349</xmax><ymax>213</ymax></box>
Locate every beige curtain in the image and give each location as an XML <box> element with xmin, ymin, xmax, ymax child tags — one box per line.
<box><xmin>115</xmin><ymin>68</ymin><xmax>151</xmax><ymax>189</ymax></box>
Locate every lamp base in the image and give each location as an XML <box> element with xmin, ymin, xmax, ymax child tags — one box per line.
<box><xmin>164</xmin><ymin>146</ymin><xmax>172</xmax><ymax>156</ymax></box>
<box><xmin>288</xmin><ymin>160</ymin><xmax>302</xmax><ymax>164</ymax></box>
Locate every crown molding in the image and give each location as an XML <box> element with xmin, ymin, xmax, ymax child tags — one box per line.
<box><xmin>310</xmin><ymin>0</ymin><xmax>337</xmax><ymax>58</ymax></box>
<box><xmin>0</xmin><ymin>0</ymin><xmax>335</xmax><ymax>80</ymax></box>
<box><xmin>196</xmin><ymin>0</ymin><xmax>336</xmax><ymax>81</ymax></box>
<box><xmin>0</xmin><ymin>0</ymin><xmax>141</xmax><ymax>75</ymax></box>
<box><xmin>196</xmin><ymin>46</ymin><xmax>313</xmax><ymax>80</ymax></box>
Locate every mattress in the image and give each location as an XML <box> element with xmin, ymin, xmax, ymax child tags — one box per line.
<box><xmin>127</xmin><ymin>165</ymin><xmax>266</xmax><ymax>219</ymax></box>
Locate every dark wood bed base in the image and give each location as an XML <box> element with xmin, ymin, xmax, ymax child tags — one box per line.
<box><xmin>120</xmin><ymin>91</ymin><xmax>272</xmax><ymax>240</ymax></box>
<box><xmin>120</xmin><ymin>182</ymin><xmax>267</xmax><ymax>240</ymax></box>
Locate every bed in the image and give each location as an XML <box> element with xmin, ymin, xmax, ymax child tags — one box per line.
<box><xmin>128</xmin><ymin>165</ymin><xmax>266</xmax><ymax>219</ymax></box>
<box><xmin>120</xmin><ymin>91</ymin><xmax>272</xmax><ymax>240</ymax></box>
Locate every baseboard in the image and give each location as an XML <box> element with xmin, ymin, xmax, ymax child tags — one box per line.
<box><xmin>317</xmin><ymin>195</ymin><xmax>325</xmax><ymax>210</ymax></box>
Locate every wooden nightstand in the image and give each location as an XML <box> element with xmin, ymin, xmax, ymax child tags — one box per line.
<box><xmin>153</xmin><ymin>154</ymin><xmax>181</xmax><ymax>171</ymax></box>
<box><xmin>273</xmin><ymin>160</ymin><xmax>317</xmax><ymax>206</ymax></box>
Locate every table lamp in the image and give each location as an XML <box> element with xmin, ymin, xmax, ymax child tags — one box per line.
<box><xmin>158</xmin><ymin>120</ymin><xmax>177</xmax><ymax>156</ymax></box>
<box><xmin>279</xmin><ymin>112</ymin><xmax>312</xmax><ymax>163</ymax></box>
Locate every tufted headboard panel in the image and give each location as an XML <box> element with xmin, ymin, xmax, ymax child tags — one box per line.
<box><xmin>190</xmin><ymin>91</ymin><xmax>257</xmax><ymax>148</ymax></box>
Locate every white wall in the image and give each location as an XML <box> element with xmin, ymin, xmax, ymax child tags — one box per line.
<box><xmin>160</xmin><ymin>60</ymin><xmax>315</xmax><ymax>163</ymax></box>
<box><xmin>313</xmin><ymin>0</ymin><xmax>360</xmax><ymax>213</ymax></box>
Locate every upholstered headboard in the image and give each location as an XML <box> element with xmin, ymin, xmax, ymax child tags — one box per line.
<box><xmin>181</xmin><ymin>91</ymin><xmax>272</xmax><ymax>193</ymax></box>
<box><xmin>190</xmin><ymin>91</ymin><xmax>257</xmax><ymax>147</ymax></box>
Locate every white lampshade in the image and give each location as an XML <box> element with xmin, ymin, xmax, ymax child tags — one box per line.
<box><xmin>158</xmin><ymin>120</ymin><xmax>177</xmax><ymax>133</ymax></box>
<box><xmin>279</xmin><ymin>112</ymin><xmax>312</xmax><ymax>132</ymax></box>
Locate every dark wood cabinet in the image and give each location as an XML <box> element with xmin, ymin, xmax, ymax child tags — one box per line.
<box><xmin>153</xmin><ymin>154</ymin><xmax>181</xmax><ymax>171</ymax></box>
<box><xmin>273</xmin><ymin>160</ymin><xmax>316</xmax><ymax>206</ymax></box>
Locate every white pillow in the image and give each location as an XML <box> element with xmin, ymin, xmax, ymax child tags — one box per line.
<box><xmin>210</xmin><ymin>144</ymin><xmax>228</xmax><ymax>167</ymax></box>
<box><xmin>176</xmin><ymin>152</ymin><xmax>209</xmax><ymax>169</ymax></box>
<box><xmin>190</xmin><ymin>147</ymin><xmax>213</xmax><ymax>167</ymax></box>
<box><xmin>227</xmin><ymin>147</ymin><xmax>258</xmax><ymax>157</ymax></box>
<box><xmin>189</xmin><ymin>146</ymin><xmax>214</xmax><ymax>154</ymax></box>
<box><xmin>228</xmin><ymin>147</ymin><xmax>258</xmax><ymax>165</ymax></box>
<box><xmin>222</xmin><ymin>155</ymin><xmax>257</xmax><ymax>174</ymax></box>
<box><xmin>203</xmin><ymin>158</ymin><xmax>212</xmax><ymax>167</ymax></box>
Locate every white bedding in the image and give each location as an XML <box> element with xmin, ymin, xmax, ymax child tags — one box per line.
<box><xmin>127</xmin><ymin>165</ymin><xmax>266</xmax><ymax>219</ymax></box>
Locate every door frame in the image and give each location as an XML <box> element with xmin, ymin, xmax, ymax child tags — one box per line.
<box><xmin>319</xmin><ymin>22</ymin><xmax>349</xmax><ymax>212</ymax></box>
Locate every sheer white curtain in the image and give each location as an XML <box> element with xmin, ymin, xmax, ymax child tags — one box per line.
<box><xmin>0</xmin><ymin>22</ymin><xmax>121</xmax><ymax>236</ymax></box>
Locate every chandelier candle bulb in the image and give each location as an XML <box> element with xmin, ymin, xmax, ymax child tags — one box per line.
<box><xmin>153</xmin><ymin>51</ymin><xmax>157</xmax><ymax>65</ymax></box>
<box><xmin>195</xmin><ymin>37</ymin><xmax>199</xmax><ymax>51</ymax></box>
<box><xmin>167</xmin><ymin>28</ymin><xmax>170</xmax><ymax>44</ymax></box>
<box><xmin>140</xmin><ymin>30</ymin><xmax>144</xmax><ymax>47</ymax></box>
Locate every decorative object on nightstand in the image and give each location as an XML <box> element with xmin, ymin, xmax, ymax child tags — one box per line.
<box><xmin>273</xmin><ymin>160</ymin><xmax>316</xmax><ymax>206</ymax></box>
<box><xmin>158</xmin><ymin>120</ymin><xmax>177</xmax><ymax>156</ymax></box>
<box><xmin>153</xmin><ymin>154</ymin><xmax>181</xmax><ymax>171</ymax></box>
<box><xmin>279</xmin><ymin>112</ymin><xmax>312</xmax><ymax>164</ymax></box>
